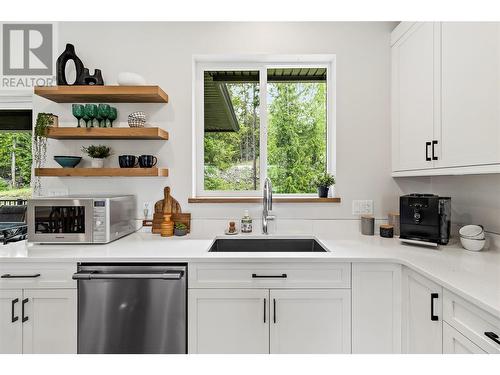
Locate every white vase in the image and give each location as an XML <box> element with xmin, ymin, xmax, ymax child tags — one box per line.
<box><xmin>91</xmin><ymin>158</ymin><xmax>104</xmax><ymax>168</ymax></box>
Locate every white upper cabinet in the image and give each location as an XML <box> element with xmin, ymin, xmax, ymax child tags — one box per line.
<box><xmin>391</xmin><ymin>22</ymin><xmax>500</xmax><ymax>176</ymax></box>
<box><xmin>440</xmin><ymin>22</ymin><xmax>500</xmax><ymax>168</ymax></box>
<box><xmin>392</xmin><ymin>22</ymin><xmax>439</xmax><ymax>171</ymax></box>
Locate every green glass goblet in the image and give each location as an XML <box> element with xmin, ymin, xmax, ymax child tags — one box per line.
<box><xmin>84</xmin><ymin>104</ymin><xmax>98</xmax><ymax>128</ymax></box>
<box><xmin>108</xmin><ymin>107</ymin><xmax>117</xmax><ymax>128</ymax></box>
<box><xmin>97</xmin><ymin>104</ymin><xmax>110</xmax><ymax>128</ymax></box>
<box><xmin>72</xmin><ymin>104</ymin><xmax>84</xmax><ymax>128</ymax></box>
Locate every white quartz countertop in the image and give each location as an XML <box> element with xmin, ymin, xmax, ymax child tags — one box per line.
<box><xmin>1</xmin><ymin>232</ymin><xmax>499</xmax><ymax>317</ymax></box>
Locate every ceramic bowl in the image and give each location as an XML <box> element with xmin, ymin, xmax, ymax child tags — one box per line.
<box><xmin>117</xmin><ymin>72</ymin><xmax>146</xmax><ymax>86</ymax></box>
<box><xmin>459</xmin><ymin>225</ymin><xmax>485</xmax><ymax>240</ymax></box>
<box><xmin>460</xmin><ymin>236</ymin><xmax>486</xmax><ymax>252</ymax></box>
<box><xmin>54</xmin><ymin>156</ymin><xmax>82</xmax><ymax>168</ymax></box>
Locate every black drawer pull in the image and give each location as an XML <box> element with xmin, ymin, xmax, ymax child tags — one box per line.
<box><xmin>273</xmin><ymin>298</ymin><xmax>277</xmax><ymax>324</ymax></box>
<box><xmin>263</xmin><ymin>299</ymin><xmax>266</xmax><ymax>323</ymax></box>
<box><xmin>430</xmin><ymin>293</ymin><xmax>439</xmax><ymax>321</ymax></box>
<box><xmin>425</xmin><ymin>142</ymin><xmax>431</xmax><ymax>161</ymax></box>
<box><xmin>1</xmin><ymin>273</ymin><xmax>41</xmax><ymax>279</ymax></box>
<box><xmin>432</xmin><ymin>140</ymin><xmax>438</xmax><ymax>160</ymax></box>
<box><xmin>484</xmin><ymin>332</ymin><xmax>500</xmax><ymax>345</ymax></box>
<box><xmin>252</xmin><ymin>273</ymin><xmax>287</xmax><ymax>279</ymax></box>
<box><xmin>11</xmin><ymin>298</ymin><xmax>19</xmax><ymax>323</ymax></box>
<box><xmin>22</xmin><ymin>298</ymin><xmax>28</xmax><ymax>323</ymax></box>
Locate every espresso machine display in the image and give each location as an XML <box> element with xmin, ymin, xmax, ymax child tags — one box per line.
<box><xmin>400</xmin><ymin>194</ymin><xmax>451</xmax><ymax>246</ymax></box>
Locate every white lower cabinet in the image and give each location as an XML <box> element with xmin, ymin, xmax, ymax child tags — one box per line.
<box><xmin>188</xmin><ymin>289</ymin><xmax>269</xmax><ymax>354</ymax></box>
<box><xmin>0</xmin><ymin>288</ymin><xmax>76</xmax><ymax>354</ymax></box>
<box><xmin>269</xmin><ymin>289</ymin><xmax>351</xmax><ymax>354</ymax></box>
<box><xmin>0</xmin><ymin>290</ymin><xmax>23</xmax><ymax>353</ymax></box>
<box><xmin>352</xmin><ymin>263</ymin><xmax>402</xmax><ymax>353</ymax></box>
<box><xmin>443</xmin><ymin>322</ymin><xmax>487</xmax><ymax>354</ymax></box>
<box><xmin>188</xmin><ymin>288</ymin><xmax>351</xmax><ymax>354</ymax></box>
<box><xmin>22</xmin><ymin>289</ymin><xmax>77</xmax><ymax>354</ymax></box>
<box><xmin>402</xmin><ymin>268</ymin><xmax>443</xmax><ymax>353</ymax></box>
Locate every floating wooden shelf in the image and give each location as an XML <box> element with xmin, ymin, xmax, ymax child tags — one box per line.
<box><xmin>35</xmin><ymin>168</ymin><xmax>169</xmax><ymax>177</ymax></box>
<box><xmin>34</xmin><ymin>85</ymin><xmax>168</xmax><ymax>103</ymax></box>
<box><xmin>188</xmin><ymin>197</ymin><xmax>341</xmax><ymax>203</ymax></box>
<box><xmin>45</xmin><ymin>127</ymin><xmax>169</xmax><ymax>140</ymax></box>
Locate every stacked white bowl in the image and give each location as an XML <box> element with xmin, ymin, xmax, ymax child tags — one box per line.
<box><xmin>459</xmin><ymin>225</ymin><xmax>486</xmax><ymax>251</ymax></box>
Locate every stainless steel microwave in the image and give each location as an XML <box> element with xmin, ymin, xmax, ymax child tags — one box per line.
<box><xmin>27</xmin><ymin>195</ymin><xmax>137</xmax><ymax>244</ymax></box>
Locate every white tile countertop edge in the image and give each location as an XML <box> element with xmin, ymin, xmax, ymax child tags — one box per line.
<box><xmin>0</xmin><ymin>232</ymin><xmax>499</xmax><ymax>318</ymax></box>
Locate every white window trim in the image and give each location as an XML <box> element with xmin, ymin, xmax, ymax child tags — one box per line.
<box><xmin>192</xmin><ymin>54</ymin><xmax>336</xmax><ymax>198</ymax></box>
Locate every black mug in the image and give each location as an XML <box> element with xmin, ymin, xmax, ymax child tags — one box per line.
<box><xmin>138</xmin><ymin>155</ymin><xmax>158</xmax><ymax>168</ymax></box>
<box><xmin>119</xmin><ymin>155</ymin><xmax>138</xmax><ymax>168</ymax></box>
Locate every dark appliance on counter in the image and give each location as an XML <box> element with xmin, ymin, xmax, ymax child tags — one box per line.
<box><xmin>400</xmin><ymin>194</ymin><xmax>451</xmax><ymax>246</ymax></box>
<box><xmin>73</xmin><ymin>263</ymin><xmax>187</xmax><ymax>354</ymax></box>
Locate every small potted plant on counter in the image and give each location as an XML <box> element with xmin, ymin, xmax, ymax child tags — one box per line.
<box><xmin>174</xmin><ymin>222</ymin><xmax>188</xmax><ymax>236</ymax></box>
<box><xmin>313</xmin><ymin>172</ymin><xmax>336</xmax><ymax>198</ymax></box>
<box><xmin>81</xmin><ymin>144</ymin><xmax>112</xmax><ymax>168</ymax></box>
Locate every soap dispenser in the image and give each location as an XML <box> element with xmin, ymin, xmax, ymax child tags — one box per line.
<box><xmin>241</xmin><ymin>210</ymin><xmax>253</xmax><ymax>233</ymax></box>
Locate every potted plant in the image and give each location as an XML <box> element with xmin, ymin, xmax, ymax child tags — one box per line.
<box><xmin>33</xmin><ymin>113</ymin><xmax>58</xmax><ymax>193</ymax></box>
<box><xmin>174</xmin><ymin>222</ymin><xmax>188</xmax><ymax>236</ymax></box>
<box><xmin>313</xmin><ymin>173</ymin><xmax>336</xmax><ymax>198</ymax></box>
<box><xmin>81</xmin><ymin>144</ymin><xmax>112</xmax><ymax>168</ymax></box>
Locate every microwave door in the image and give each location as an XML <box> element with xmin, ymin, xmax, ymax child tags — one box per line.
<box><xmin>27</xmin><ymin>199</ymin><xmax>94</xmax><ymax>243</ymax></box>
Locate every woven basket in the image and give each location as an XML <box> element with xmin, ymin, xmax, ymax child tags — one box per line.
<box><xmin>128</xmin><ymin>111</ymin><xmax>146</xmax><ymax>128</ymax></box>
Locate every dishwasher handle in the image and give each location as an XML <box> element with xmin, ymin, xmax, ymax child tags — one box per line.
<box><xmin>72</xmin><ymin>272</ymin><xmax>184</xmax><ymax>280</ymax></box>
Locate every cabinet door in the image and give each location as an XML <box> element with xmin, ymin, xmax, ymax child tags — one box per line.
<box><xmin>440</xmin><ymin>22</ymin><xmax>500</xmax><ymax>168</ymax></box>
<box><xmin>443</xmin><ymin>322</ymin><xmax>486</xmax><ymax>354</ymax></box>
<box><xmin>402</xmin><ymin>268</ymin><xmax>443</xmax><ymax>353</ymax></box>
<box><xmin>352</xmin><ymin>263</ymin><xmax>402</xmax><ymax>353</ymax></box>
<box><xmin>188</xmin><ymin>289</ymin><xmax>269</xmax><ymax>354</ymax></box>
<box><xmin>269</xmin><ymin>289</ymin><xmax>351</xmax><ymax>354</ymax></box>
<box><xmin>392</xmin><ymin>22</ymin><xmax>439</xmax><ymax>171</ymax></box>
<box><xmin>22</xmin><ymin>289</ymin><xmax>77</xmax><ymax>354</ymax></box>
<box><xmin>0</xmin><ymin>290</ymin><xmax>23</xmax><ymax>354</ymax></box>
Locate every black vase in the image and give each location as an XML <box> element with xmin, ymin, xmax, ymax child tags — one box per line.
<box><xmin>56</xmin><ymin>44</ymin><xmax>84</xmax><ymax>85</ymax></box>
<box><xmin>318</xmin><ymin>186</ymin><xmax>329</xmax><ymax>198</ymax></box>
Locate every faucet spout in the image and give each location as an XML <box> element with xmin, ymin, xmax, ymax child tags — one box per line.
<box><xmin>262</xmin><ymin>178</ymin><xmax>275</xmax><ymax>234</ymax></box>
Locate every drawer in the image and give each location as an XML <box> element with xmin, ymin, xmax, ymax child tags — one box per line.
<box><xmin>0</xmin><ymin>262</ymin><xmax>76</xmax><ymax>289</ymax></box>
<box><xmin>188</xmin><ymin>262</ymin><xmax>350</xmax><ymax>289</ymax></box>
<box><xmin>443</xmin><ymin>289</ymin><xmax>500</xmax><ymax>353</ymax></box>
<box><xmin>443</xmin><ymin>322</ymin><xmax>486</xmax><ymax>354</ymax></box>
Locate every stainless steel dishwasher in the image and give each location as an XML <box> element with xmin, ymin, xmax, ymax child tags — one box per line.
<box><xmin>73</xmin><ymin>263</ymin><xmax>187</xmax><ymax>354</ymax></box>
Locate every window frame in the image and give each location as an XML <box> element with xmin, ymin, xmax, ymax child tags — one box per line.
<box><xmin>193</xmin><ymin>55</ymin><xmax>336</xmax><ymax>197</ymax></box>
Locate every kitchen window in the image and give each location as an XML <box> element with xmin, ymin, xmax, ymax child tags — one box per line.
<box><xmin>194</xmin><ymin>56</ymin><xmax>336</xmax><ymax>198</ymax></box>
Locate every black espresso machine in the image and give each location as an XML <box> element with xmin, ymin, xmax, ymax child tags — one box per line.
<box><xmin>400</xmin><ymin>194</ymin><xmax>451</xmax><ymax>246</ymax></box>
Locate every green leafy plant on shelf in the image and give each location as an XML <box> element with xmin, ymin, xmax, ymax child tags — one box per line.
<box><xmin>313</xmin><ymin>172</ymin><xmax>335</xmax><ymax>188</ymax></box>
<box><xmin>34</xmin><ymin>113</ymin><xmax>57</xmax><ymax>193</ymax></box>
<box><xmin>174</xmin><ymin>223</ymin><xmax>187</xmax><ymax>230</ymax></box>
<box><xmin>81</xmin><ymin>145</ymin><xmax>112</xmax><ymax>159</ymax></box>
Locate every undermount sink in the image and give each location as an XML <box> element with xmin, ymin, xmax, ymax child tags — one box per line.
<box><xmin>208</xmin><ymin>238</ymin><xmax>328</xmax><ymax>253</ymax></box>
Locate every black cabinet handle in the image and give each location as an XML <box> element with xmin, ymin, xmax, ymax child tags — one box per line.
<box><xmin>21</xmin><ymin>298</ymin><xmax>28</xmax><ymax>323</ymax></box>
<box><xmin>252</xmin><ymin>273</ymin><xmax>287</xmax><ymax>279</ymax></box>
<box><xmin>432</xmin><ymin>140</ymin><xmax>438</xmax><ymax>160</ymax></box>
<box><xmin>484</xmin><ymin>332</ymin><xmax>500</xmax><ymax>345</ymax></box>
<box><xmin>273</xmin><ymin>298</ymin><xmax>277</xmax><ymax>324</ymax></box>
<box><xmin>11</xmin><ymin>298</ymin><xmax>19</xmax><ymax>323</ymax></box>
<box><xmin>1</xmin><ymin>273</ymin><xmax>41</xmax><ymax>279</ymax></box>
<box><xmin>425</xmin><ymin>142</ymin><xmax>431</xmax><ymax>161</ymax></box>
<box><xmin>431</xmin><ymin>293</ymin><xmax>439</xmax><ymax>321</ymax></box>
<box><xmin>263</xmin><ymin>299</ymin><xmax>266</xmax><ymax>323</ymax></box>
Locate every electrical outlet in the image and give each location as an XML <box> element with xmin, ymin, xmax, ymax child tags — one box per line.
<box><xmin>352</xmin><ymin>200</ymin><xmax>374</xmax><ymax>215</ymax></box>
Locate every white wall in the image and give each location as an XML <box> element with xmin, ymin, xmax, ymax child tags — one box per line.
<box><xmin>33</xmin><ymin>22</ymin><xmax>402</xmax><ymax>234</ymax></box>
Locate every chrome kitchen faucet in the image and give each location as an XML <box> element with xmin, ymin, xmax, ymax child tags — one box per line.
<box><xmin>262</xmin><ymin>178</ymin><xmax>275</xmax><ymax>234</ymax></box>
